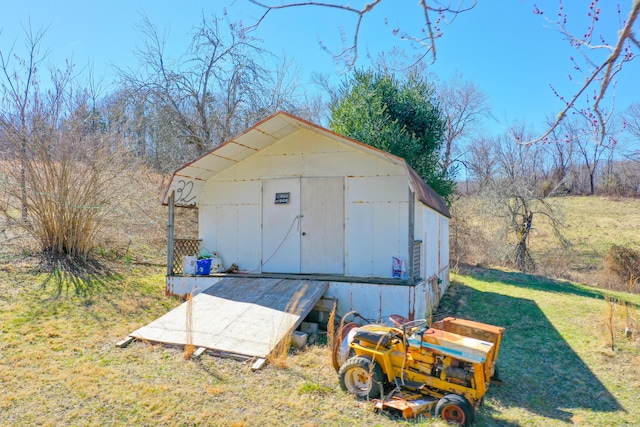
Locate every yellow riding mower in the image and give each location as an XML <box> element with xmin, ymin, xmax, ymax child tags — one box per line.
<box><xmin>334</xmin><ymin>316</ymin><xmax>505</xmax><ymax>426</ymax></box>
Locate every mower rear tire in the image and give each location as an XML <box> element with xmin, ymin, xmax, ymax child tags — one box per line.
<box><xmin>338</xmin><ymin>356</ymin><xmax>385</xmax><ymax>399</ymax></box>
<box><xmin>435</xmin><ymin>394</ymin><xmax>474</xmax><ymax>426</ymax></box>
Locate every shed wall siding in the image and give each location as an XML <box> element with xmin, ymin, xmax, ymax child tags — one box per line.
<box><xmin>419</xmin><ymin>206</ymin><xmax>450</xmax><ymax>294</ymax></box>
<box><xmin>422</xmin><ymin>207</ymin><xmax>438</xmax><ymax>279</ymax></box>
<box><xmin>325</xmin><ymin>282</ymin><xmax>411</xmax><ymax>320</ymax></box>
<box><xmin>199</xmin><ymin>181</ymin><xmax>262</xmax><ymax>272</ymax></box>
<box><xmin>325</xmin><ymin>280</ymin><xmax>432</xmax><ymax>321</ymax></box>
<box><xmin>198</xmin><ymin>129</ymin><xmax>410</xmax><ymax>277</ymax></box>
<box><xmin>439</xmin><ymin>214</ymin><xmax>450</xmax><ymax>289</ymax></box>
<box><xmin>346</xmin><ymin>175</ymin><xmax>409</xmax><ymax>277</ymax></box>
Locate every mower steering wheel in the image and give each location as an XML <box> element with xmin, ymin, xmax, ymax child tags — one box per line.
<box><xmin>401</xmin><ymin>319</ymin><xmax>428</xmax><ymax>334</ymax></box>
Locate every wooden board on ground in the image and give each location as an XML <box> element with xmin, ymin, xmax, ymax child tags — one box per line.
<box><xmin>129</xmin><ymin>277</ymin><xmax>329</xmax><ymax>359</ymax></box>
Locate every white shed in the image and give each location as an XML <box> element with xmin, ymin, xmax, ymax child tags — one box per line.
<box><xmin>162</xmin><ymin>111</ymin><xmax>450</xmax><ymax>321</ymax></box>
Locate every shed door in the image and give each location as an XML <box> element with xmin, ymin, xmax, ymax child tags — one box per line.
<box><xmin>301</xmin><ymin>177</ymin><xmax>344</xmax><ymax>274</ymax></box>
<box><xmin>262</xmin><ymin>177</ymin><xmax>344</xmax><ymax>274</ymax></box>
<box><xmin>262</xmin><ymin>178</ymin><xmax>301</xmax><ymax>273</ymax></box>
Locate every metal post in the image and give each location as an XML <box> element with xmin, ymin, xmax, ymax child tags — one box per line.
<box><xmin>166</xmin><ymin>190</ymin><xmax>175</xmax><ymax>277</ymax></box>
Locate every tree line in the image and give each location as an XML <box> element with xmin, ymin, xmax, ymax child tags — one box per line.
<box><xmin>0</xmin><ymin>14</ymin><xmax>639</xmax><ymax>265</ymax></box>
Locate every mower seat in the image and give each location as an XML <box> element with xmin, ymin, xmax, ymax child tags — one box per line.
<box><xmin>353</xmin><ymin>330</ymin><xmax>393</xmax><ymax>348</ymax></box>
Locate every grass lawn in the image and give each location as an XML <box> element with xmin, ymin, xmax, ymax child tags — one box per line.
<box><xmin>446</xmin><ymin>266</ymin><xmax>640</xmax><ymax>426</ymax></box>
<box><xmin>530</xmin><ymin>196</ymin><xmax>640</xmax><ymax>273</ymax></box>
<box><xmin>0</xmin><ymin>264</ymin><xmax>443</xmax><ymax>427</ymax></box>
<box><xmin>2</xmin><ymin>260</ymin><xmax>639</xmax><ymax>426</ymax></box>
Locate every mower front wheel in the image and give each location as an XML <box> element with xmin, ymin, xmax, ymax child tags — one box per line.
<box><xmin>435</xmin><ymin>394</ymin><xmax>474</xmax><ymax>426</ymax></box>
<box><xmin>338</xmin><ymin>356</ymin><xmax>385</xmax><ymax>399</ymax></box>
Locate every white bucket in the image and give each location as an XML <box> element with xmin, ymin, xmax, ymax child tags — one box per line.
<box><xmin>182</xmin><ymin>256</ymin><xmax>197</xmax><ymax>275</ymax></box>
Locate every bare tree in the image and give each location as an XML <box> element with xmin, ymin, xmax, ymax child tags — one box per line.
<box><xmin>623</xmin><ymin>103</ymin><xmax>640</xmax><ymax>163</ymax></box>
<box><xmin>541</xmin><ymin>116</ymin><xmax>577</xmax><ymax>193</ymax></box>
<box><xmin>468</xmin><ymin>126</ymin><xmax>567</xmax><ymax>272</ymax></box>
<box><xmin>564</xmin><ymin>119</ymin><xmax>612</xmax><ymax>195</ymax></box>
<box><xmin>0</xmin><ymin>25</ymin><xmax>49</xmax><ymax>221</ymax></box>
<box><xmin>119</xmin><ymin>14</ymin><xmax>267</xmax><ymax>155</ymax></box>
<box><xmin>118</xmin><ymin>14</ymin><xmax>307</xmax><ymax>172</ymax></box>
<box><xmin>0</xmin><ymin>27</ymin><xmax>132</xmax><ymax>258</ymax></box>
<box><xmin>466</xmin><ymin>135</ymin><xmax>497</xmax><ymax>191</ymax></box>
<box><xmin>436</xmin><ymin>74</ymin><xmax>490</xmax><ymax>175</ymax></box>
<box><xmin>626</xmin><ymin>103</ymin><xmax>640</xmax><ymax>138</ymax></box>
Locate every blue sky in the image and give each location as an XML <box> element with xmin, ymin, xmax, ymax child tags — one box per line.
<box><xmin>1</xmin><ymin>1</ymin><xmax>637</xmax><ymax>138</ymax></box>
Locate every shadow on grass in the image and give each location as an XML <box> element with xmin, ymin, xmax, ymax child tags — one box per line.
<box><xmin>38</xmin><ymin>255</ymin><xmax>124</xmax><ymax>298</ymax></box>
<box><xmin>437</xmin><ymin>273</ymin><xmax>624</xmax><ymax>426</ymax></box>
<box><xmin>459</xmin><ymin>264</ymin><xmax>640</xmax><ymax>308</ymax></box>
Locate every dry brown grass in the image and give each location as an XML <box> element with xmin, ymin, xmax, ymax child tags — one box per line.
<box><xmin>183</xmin><ymin>293</ymin><xmax>195</xmax><ymax>359</ymax></box>
<box><xmin>5</xmin><ymin>244</ymin><xmax>639</xmax><ymax>425</ymax></box>
<box><xmin>267</xmin><ymin>288</ymin><xmax>306</xmax><ymax>368</ymax></box>
<box><xmin>453</xmin><ymin>195</ymin><xmax>640</xmax><ymax>292</ymax></box>
<box><xmin>603</xmin><ymin>296</ymin><xmax>640</xmax><ymax>347</ymax></box>
<box><xmin>1</xmin><ymin>265</ymin><xmax>450</xmax><ymax>426</ymax></box>
<box><xmin>327</xmin><ymin>299</ymin><xmax>338</xmax><ymax>351</ymax></box>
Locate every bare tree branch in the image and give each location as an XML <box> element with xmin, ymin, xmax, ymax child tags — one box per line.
<box><xmin>248</xmin><ymin>1</ymin><xmax>638</xmax><ymax>146</ymax></box>
<box><xmin>248</xmin><ymin>0</ymin><xmax>476</xmax><ymax>68</ymax></box>
<box><xmin>523</xmin><ymin>0</ymin><xmax>640</xmax><ymax>145</ymax></box>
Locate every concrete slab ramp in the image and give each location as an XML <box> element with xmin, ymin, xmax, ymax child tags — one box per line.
<box><xmin>130</xmin><ymin>277</ymin><xmax>328</xmax><ymax>359</ymax></box>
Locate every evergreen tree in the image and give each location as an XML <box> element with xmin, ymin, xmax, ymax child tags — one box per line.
<box><xmin>330</xmin><ymin>70</ymin><xmax>455</xmax><ymax>203</ymax></box>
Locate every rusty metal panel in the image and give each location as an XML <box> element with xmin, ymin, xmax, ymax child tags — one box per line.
<box><xmin>407</xmin><ymin>328</ymin><xmax>494</xmax><ymax>364</ymax></box>
<box><xmin>436</xmin><ymin>317</ymin><xmax>506</xmax><ymax>343</ymax></box>
<box><xmin>374</xmin><ymin>393</ymin><xmax>438</xmax><ymax>419</ymax></box>
<box><xmin>325</xmin><ymin>281</ymin><xmax>430</xmax><ymax>321</ymax></box>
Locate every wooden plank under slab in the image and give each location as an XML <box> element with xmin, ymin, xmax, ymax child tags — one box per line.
<box><xmin>128</xmin><ymin>278</ymin><xmax>329</xmax><ymax>359</ymax></box>
<box><xmin>115</xmin><ymin>336</ymin><xmax>135</xmax><ymax>348</ymax></box>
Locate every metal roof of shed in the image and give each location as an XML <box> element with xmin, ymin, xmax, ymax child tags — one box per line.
<box><xmin>163</xmin><ymin>111</ymin><xmax>450</xmax><ymax>218</ymax></box>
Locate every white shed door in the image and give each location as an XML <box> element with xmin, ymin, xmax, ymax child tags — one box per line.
<box><xmin>301</xmin><ymin>177</ymin><xmax>344</xmax><ymax>274</ymax></box>
<box><xmin>262</xmin><ymin>178</ymin><xmax>301</xmax><ymax>273</ymax></box>
<box><xmin>262</xmin><ymin>177</ymin><xmax>344</xmax><ymax>274</ymax></box>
